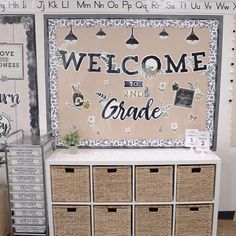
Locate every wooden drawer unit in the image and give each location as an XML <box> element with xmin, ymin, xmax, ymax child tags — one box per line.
<box><xmin>53</xmin><ymin>205</ymin><xmax>91</xmax><ymax>236</ymax></box>
<box><xmin>176</xmin><ymin>165</ymin><xmax>215</xmax><ymax>201</ymax></box>
<box><xmin>135</xmin><ymin>205</ymin><xmax>172</xmax><ymax>236</ymax></box>
<box><xmin>136</xmin><ymin>166</ymin><xmax>173</xmax><ymax>202</ymax></box>
<box><xmin>94</xmin><ymin>205</ymin><xmax>132</xmax><ymax>236</ymax></box>
<box><xmin>51</xmin><ymin>166</ymin><xmax>90</xmax><ymax>202</ymax></box>
<box><xmin>175</xmin><ymin>204</ymin><xmax>213</xmax><ymax>236</ymax></box>
<box><xmin>93</xmin><ymin>166</ymin><xmax>132</xmax><ymax>202</ymax></box>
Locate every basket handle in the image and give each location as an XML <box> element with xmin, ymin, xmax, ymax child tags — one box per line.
<box><xmin>107</xmin><ymin>168</ymin><xmax>117</xmax><ymax>173</ymax></box>
<box><xmin>149</xmin><ymin>208</ymin><xmax>159</xmax><ymax>212</ymax></box>
<box><xmin>65</xmin><ymin>168</ymin><xmax>75</xmax><ymax>173</ymax></box>
<box><xmin>108</xmin><ymin>208</ymin><xmax>117</xmax><ymax>212</ymax></box>
<box><xmin>150</xmin><ymin>168</ymin><xmax>159</xmax><ymax>173</ymax></box>
<box><xmin>192</xmin><ymin>167</ymin><xmax>201</xmax><ymax>173</ymax></box>
<box><xmin>190</xmin><ymin>207</ymin><xmax>199</xmax><ymax>211</ymax></box>
<box><xmin>67</xmin><ymin>208</ymin><xmax>77</xmax><ymax>212</ymax></box>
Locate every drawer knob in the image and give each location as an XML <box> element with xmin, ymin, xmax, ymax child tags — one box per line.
<box><xmin>65</xmin><ymin>168</ymin><xmax>75</xmax><ymax>173</ymax></box>
<box><xmin>191</xmin><ymin>167</ymin><xmax>201</xmax><ymax>173</ymax></box>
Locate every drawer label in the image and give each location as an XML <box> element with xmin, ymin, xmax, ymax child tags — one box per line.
<box><xmin>12</xmin><ymin>201</ymin><xmax>45</xmax><ymax>209</ymax></box>
<box><xmin>9</xmin><ymin>149</ymin><xmax>41</xmax><ymax>157</ymax></box>
<box><xmin>9</xmin><ymin>166</ymin><xmax>42</xmax><ymax>175</ymax></box>
<box><xmin>13</xmin><ymin>209</ymin><xmax>45</xmax><ymax>217</ymax></box>
<box><xmin>11</xmin><ymin>184</ymin><xmax>44</xmax><ymax>192</ymax></box>
<box><xmin>11</xmin><ymin>193</ymin><xmax>44</xmax><ymax>201</ymax></box>
<box><xmin>14</xmin><ymin>217</ymin><xmax>45</xmax><ymax>225</ymax></box>
<box><xmin>14</xmin><ymin>225</ymin><xmax>46</xmax><ymax>233</ymax></box>
<box><xmin>10</xmin><ymin>175</ymin><xmax>43</xmax><ymax>183</ymax></box>
<box><xmin>8</xmin><ymin>157</ymin><xmax>41</xmax><ymax>166</ymax></box>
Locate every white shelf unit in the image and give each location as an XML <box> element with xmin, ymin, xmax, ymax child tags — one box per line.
<box><xmin>45</xmin><ymin>148</ymin><xmax>221</xmax><ymax>236</ymax></box>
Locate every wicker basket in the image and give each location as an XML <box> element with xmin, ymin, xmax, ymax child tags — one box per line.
<box><xmin>136</xmin><ymin>166</ymin><xmax>173</xmax><ymax>202</ymax></box>
<box><xmin>51</xmin><ymin>166</ymin><xmax>90</xmax><ymax>202</ymax></box>
<box><xmin>176</xmin><ymin>165</ymin><xmax>215</xmax><ymax>201</ymax></box>
<box><xmin>93</xmin><ymin>166</ymin><xmax>132</xmax><ymax>202</ymax></box>
<box><xmin>135</xmin><ymin>205</ymin><xmax>172</xmax><ymax>236</ymax></box>
<box><xmin>175</xmin><ymin>204</ymin><xmax>213</xmax><ymax>236</ymax></box>
<box><xmin>94</xmin><ymin>205</ymin><xmax>131</xmax><ymax>236</ymax></box>
<box><xmin>53</xmin><ymin>205</ymin><xmax>91</xmax><ymax>236</ymax></box>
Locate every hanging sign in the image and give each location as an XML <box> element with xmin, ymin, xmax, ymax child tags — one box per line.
<box><xmin>0</xmin><ymin>43</ymin><xmax>23</xmax><ymax>80</ymax></box>
<box><xmin>46</xmin><ymin>15</ymin><xmax>222</xmax><ymax>148</ymax></box>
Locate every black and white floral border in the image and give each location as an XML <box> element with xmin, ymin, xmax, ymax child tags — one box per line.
<box><xmin>47</xmin><ymin>17</ymin><xmax>220</xmax><ymax>148</ymax></box>
<box><xmin>0</xmin><ymin>15</ymin><xmax>40</xmax><ymax>137</ymax></box>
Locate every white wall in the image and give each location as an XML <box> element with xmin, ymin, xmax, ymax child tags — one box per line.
<box><xmin>216</xmin><ymin>15</ymin><xmax>236</xmax><ymax>211</ymax></box>
<box><xmin>0</xmin><ymin>13</ymin><xmax>235</xmax><ymax>211</ymax></box>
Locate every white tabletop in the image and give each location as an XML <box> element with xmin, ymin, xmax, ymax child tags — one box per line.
<box><xmin>46</xmin><ymin>148</ymin><xmax>221</xmax><ymax>165</ymax></box>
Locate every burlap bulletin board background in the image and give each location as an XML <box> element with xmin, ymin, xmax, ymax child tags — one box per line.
<box><xmin>45</xmin><ymin>15</ymin><xmax>222</xmax><ymax>148</ymax></box>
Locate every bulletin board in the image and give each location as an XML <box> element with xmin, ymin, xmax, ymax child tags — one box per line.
<box><xmin>45</xmin><ymin>15</ymin><xmax>222</xmax><ymax>148</ymax></box>
<box><xmin>0</xmin><ymin>15</ymin><xmax>39</xmax><ymax>138</ymax></box>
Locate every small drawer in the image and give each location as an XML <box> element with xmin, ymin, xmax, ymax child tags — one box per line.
<box><xmin>94</xmin><ymin>206</ymin><xmax>132</xmax><ymax>236</ymax></box>
<box><xmin>9</xmin><ymin>175</ymin><xmax>43</xmax><ymax>184</ymax></box>
<box><xmin>175</xmin><ymin>204</ymin><xmax>213</xmax><ymax>236</ymax></box>
<box><xmin>176</xmin><ymin>165</ymin><xmax>215</xmax><ymax>201</ymax></box>
<box><xmin>53</xmin><ymin>205</ymin><xmax>91</xmax><ymax>236</ymax></box>
<box><xmin>13</xmin><ymin>209</ymin><xmax>45</xmax><ymax>217</ymax></box>
<box><xmin>10</xmin><ymin>184</ymin><xmax>44</xmax><ymax>192</ymax></box>
<box><xmin>14</xmin><ymin>225</ymin><xmax>46</xmax><ymax>233</ymax></box>
<box><xmin>12</xmin><ymin>201</ymin><xmax>45</xmax><ymax>209</ymax></box>
<box><xmin>136</xmin><ymin>166</ymin><xmax>173</xmax><ymax>202</ymax></box>
<box><xmin>9</xmin><ymin>148</ymin><xmax>41</xmax><ymax>157</ymax></box>
<box><xmin>8</xmin><ymin>166</ymin><xmax>42</xmax><ymax>175</ymax></box>
<box><xmin>13</xmin><ymin>217</ymin><xmax>45</xmax><ymax>225</ymax></box>
<box><xmin>135</xmin><ymin>205</ymin><xmax>172</xmax><ymax>236</ymax></box>
<box><xmin>11</xmin><ymin>192</ymin><xmax>44</xmax><ymax>201</ymax></box>
<box><xmin>51</xmin><ymin>166</ymin><xmax>90</xmax><ymax>202</ymax></box>
<box><xmin>7</xmin><ymin>157</ymin><xmax>42</xmax><ymax>166</ymax></box>
<box><xmin>93</xmin><ymin>166</ymin><xmax>132</xmax><ymax>202</ymax></box>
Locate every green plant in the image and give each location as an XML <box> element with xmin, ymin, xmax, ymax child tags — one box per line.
<box><xmin>63</xmin><ymin>127</ymin><xmax>80</xmax><ymax>146</ymax></box>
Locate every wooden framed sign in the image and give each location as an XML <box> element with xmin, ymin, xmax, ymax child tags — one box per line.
<box><xmin>0</xmin><ymin>15</ymin><xmax>39</xmax><ymax>138</ymax></box>
<box><xmin>45</xmin><ymin>15</ymin><xmax>222</xmax><ymax>148</ymax></box>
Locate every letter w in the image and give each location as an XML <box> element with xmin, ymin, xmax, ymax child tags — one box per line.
<box><xmin>60</xmin><ymin>50</ymin><xmax>86</xmax><ymax>71</ymax></box>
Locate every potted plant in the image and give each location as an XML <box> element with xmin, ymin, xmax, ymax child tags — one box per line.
<box><xmin>63</xmin><ymin>126</ymin><xmax>80</xmax><ymax>154</ymax></box>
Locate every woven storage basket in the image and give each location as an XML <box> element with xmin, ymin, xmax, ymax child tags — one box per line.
<box><xmin>176</xmin><ymin>165</ymin><xmax>215</xmax><ymax>201</ymax></box>
<box><xmin>53</xmin><ymin>205</ymin><xmax>91</xmax><ymax>236</ymax></box>
<box><xmin>93</xmin><ymin>166</ymin><xmax>132</xmax><ymax>202</ymax></box>
<box><xmin>135</xmin><ymin>205</ymin><xmax>172</xmax><ymax>236</ymax></box>
<box><xmin>94</xmin><ymin>205</ymin><xmax>131</xmax><ymax>236</ymax></box>
<box><xmin>51</xmin><ymin>166</ymin><xmax>90</xmax><ymax>202</ymax></box>
<box><xmin>136</xmin><ymin>166</ymin><xmax>173</xmax><ymax>202</ymax></box>
<box><xmin>175</xmin><ymin>204</ymin><xmax>213</xmax><ymax>236</ymax></box>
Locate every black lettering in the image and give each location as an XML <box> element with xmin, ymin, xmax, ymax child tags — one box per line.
<box><xmin>122</xmin><ymin>56</ymin><xmax>138</xmax><ymax>75</ymax></box>
<box><xmin>192</xmin><ymin>52</ymin><xmax>207</xmax><ymax>71</ymax></box>
<box><xmin>165</xmin><ymin>54</ymin><xmax>188</xmax><ymax>73</ymax></box>
<box><xmin>87</xmin><ymin>53</ymin><xmax>101</xmax><ymax>72</ymax></box>
<box><xmin>60</xmin><ymin>50</ymin><xmax>86</xmax><ymax>71</ymax></box>
<box><xmin>106</xmin><ymin>54</ymin><xmax>120</xmax><ymax>74</ymax></box>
